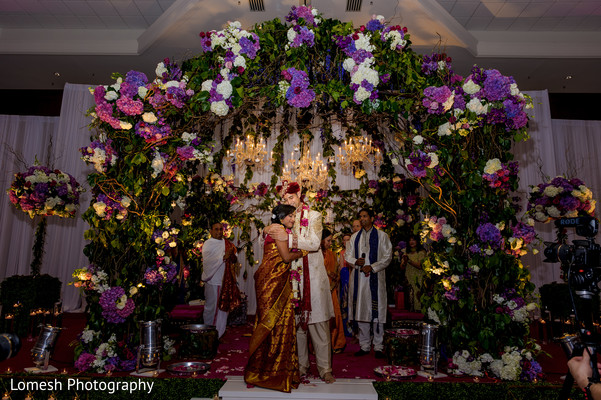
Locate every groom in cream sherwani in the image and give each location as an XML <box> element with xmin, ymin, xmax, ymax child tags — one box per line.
<box><xmin>279</xmin><ymin>181</ymin><xmax>336</xmax><ymax>383</ymax></box>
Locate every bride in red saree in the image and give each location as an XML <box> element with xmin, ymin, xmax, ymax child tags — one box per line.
<box><xmin>244</xmin><ymin>204</ymin><xmax>307</xmax><ymax>392</ymax></box>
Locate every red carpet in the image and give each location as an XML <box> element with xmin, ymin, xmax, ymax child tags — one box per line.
<box><xmin>0</xmin><ymin>313</ymin><xmax>568</xmax><ymax>384</ymax></box>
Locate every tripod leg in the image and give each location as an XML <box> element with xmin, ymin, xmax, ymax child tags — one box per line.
<box><xmin>559</xmin><ymin>371</ymin><xmax>575</xmax><ymax>400</ymax></box>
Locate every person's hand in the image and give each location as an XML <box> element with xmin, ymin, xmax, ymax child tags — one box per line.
<box><xmin>568</xmin><ymin>349</ymin><xmax>601</xmax><ymax>389</ymax></box>
<box><xmin>361</xmin><ymin>265</ymin><xmax>372</xmax><ymax>275</ymax></box>
<box><xmin>355</xmin><ymin>257</ymin><xmax>365</xmax><ymax>267</ymax></box>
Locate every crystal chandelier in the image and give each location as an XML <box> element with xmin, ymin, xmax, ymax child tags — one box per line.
<box><xmin>282</xmin><ymin>138</ymin><xmax>330</xmax><ymax>191</ymax></box>
<box><xmin>225</xmin><ymin>134</ymin><xmax>271</xmax><ymax>170</ymax></box>
<box><xmin>337</xmin><ymin>136</ymin><xmax>383</xmax><ymax>174</ymax></box>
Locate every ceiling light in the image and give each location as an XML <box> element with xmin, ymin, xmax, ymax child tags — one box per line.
<box><xmin>565</xmin><ymin>75</ymin><xmax>572</xmax><ymax>80</ymax></box>
<box><xmin>54</xmin><ymin>72</ymin><xmax>60</xmax><ymax>77</ymax></box>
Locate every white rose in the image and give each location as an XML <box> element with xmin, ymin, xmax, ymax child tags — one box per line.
<box><xmin>93</xmin><ymin>202</ymin><xmax>107</xmax><ymax>218</ymax></box>
<box><xmin>413</xmin><ymin>135</ymin><xmax>424</xmax><ymax>145</ymax></box>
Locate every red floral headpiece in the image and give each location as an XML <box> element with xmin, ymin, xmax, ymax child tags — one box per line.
<box><xmin>276</xmin><ymin>181</ymin><xmax>301</xmax><ymax>197</ymax></box>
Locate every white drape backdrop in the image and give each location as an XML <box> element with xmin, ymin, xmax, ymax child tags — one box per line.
<box><xmin>1</xmin><ymin>87</ymin><xmax>600</xmax><ymax>312</ymax></box>
<box><xmin>0</xmin><ymin>83</ymin><xmax>95</xmax><ymax>311</ymax></box>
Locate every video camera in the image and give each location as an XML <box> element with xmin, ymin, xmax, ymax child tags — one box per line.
<box><xmin>545</xmin><ymin>217</ymin><xmax>601</xmax><ymax>400</ymax></box>
<box><xmin>544</xmin><ymin>216</ymin><xmax>601</xmax><ymax>299</ymax></box>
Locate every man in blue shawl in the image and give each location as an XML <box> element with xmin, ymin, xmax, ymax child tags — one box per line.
<box><xmin>344</xmin><ymin>208</ymin><xmax>392</xmax><ymax>358</ymax></box>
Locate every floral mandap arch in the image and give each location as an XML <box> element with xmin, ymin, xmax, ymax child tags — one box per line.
<box><xmin>73</xmin><ymin>6</ymin><xmax>540</xmax><ymax>379</ymax></box>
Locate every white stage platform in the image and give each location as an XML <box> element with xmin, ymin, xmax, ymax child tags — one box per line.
<box><xmin>214</xmin><ymin>375</ymin><xmax>378</xmax><ymax>400</ymax></box>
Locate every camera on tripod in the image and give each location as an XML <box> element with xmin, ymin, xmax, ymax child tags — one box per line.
<box><xmin>544</xmin><ymin>216</ymin><xmax>601</xmax><ymax>299</ymax></box>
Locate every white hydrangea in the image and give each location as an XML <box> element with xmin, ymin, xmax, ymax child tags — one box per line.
<box><xmin>342</xmin><ymin>58</ymin><xmax>356</xmax><ymax>72</ymax></box>
<box><xmin>547</xmin><ymin>206</ymin><xmax>561</xmax><ymax>218</ymax></box>
<box><xmin>467</xmin><ymin>98</ymin><xmax>488</xmax><ymax>115</ymax></box>
<box><xmin>44</xmin><ymin>196</ymin><xmax>61</xmax><ymax>210</ymax></box>
<box><xmin>462</xmin><ymin>79</ymin><xmax>481</xmax><ymax>95</ymax></box>
<box><xmin>413</xmin><ymin>135</ymin><xmax>424</xmax><ymax>145</ymax></box>
<box><xmin>287</xmin><ymin>28</ymin><xmax>297</xmax><ymax>43</ymax></box>
<box><xmin>151</xmin><ymin>151</ymin><xmax>165</xmax><ymax>178</ymax></box>
<box><xmin>354</xmin><ymin>32</ymin><xmax>374</xmax><ymax>52</ymax></box>
<box><xmin>484</xmin><ymin>158</ymin><xmax>502</xmax><ymax>174</ymax></box>
<box><xmin>216</xmin><ymin>80</ymin><xmax>233</xmax><ymax>98</ymax></box>
<box><xmin>233</xmin><ymin>55</ymin><xmax>246</xmax><ymax>68</ymax></box>
<box><xmin>542</xmin><ymin>185</ymin><xmax>562</xmax><ymax>197</ymax></box>
<box><xmin>155</xmin><ymin>62</ymin><xmax>167</xmax><ymax>78</ymax></box>
<box><xmin>534</xmin><ymin>211</ymin><xmax>548</xmax><ymax>222</ymax></box>
<box><xmin>201</xmin><ymin>79</ymin><xmax>213</xmax><ymax>92</ymax></box>
<box><xmin>210</xmin><ymin>100</ymin><xmax>229</xmax><ymax>116</ymax></box>
<box><xmin>354</xmin><ymin>87</ymin><xmax>370</xmax><ymax>103</ymax></box>
<box><xmin>138</xmin><ymin>86</ymin><xmax>148</xmax><ymax>98</ymax></box>
<box><xmin>81</xmin><ymin>329</ymin><xmax>97</xmax><ymax>344</ymax></box>
<box><xmin>181</xmin><ymin>131</ymin><xmax>197</xmax><ymax>144</ymax></box>
<box><xmin>438</xmin><ymin>121</ymin><xmax>452</xmax><ymax>136</ymax></box>
<box><xmin>351</xmin><ymin>64</ymin><xmax>379</xmax><ymax>86</ymax></box>
<box><xmin>104</xmin><ymin>91</ymin><xmax>118</xmax><ymax>101</ymax></box>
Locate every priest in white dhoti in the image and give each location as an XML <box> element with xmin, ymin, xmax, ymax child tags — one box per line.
<box><xmin>202</xmin><ymin>221</ymin><xmax>239</xmax><ymax>338</ymax></box>
<box><xmin>345</xmin><ymin>208</ymin><xmax>392</xmax><ymax>358</ymax></box>
<box><xmin>279</xmin><ymin>181</ymin><xmax>336</xmax><ymax>384</ymax></box>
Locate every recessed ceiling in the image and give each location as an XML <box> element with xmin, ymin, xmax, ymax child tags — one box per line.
<box><xmin>0</xmin><ymin>0</ymin><xmax>600</xmax><ymax>92</ymax></box>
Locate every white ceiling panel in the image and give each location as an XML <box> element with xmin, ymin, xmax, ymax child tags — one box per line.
<box><xmin>0</xmin><ymin>0</ymin><xmax>600</xmax><ymax>92</ymax></box>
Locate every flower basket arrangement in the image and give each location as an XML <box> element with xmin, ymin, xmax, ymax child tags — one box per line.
<box><xmin>527</xmin><ymin>176</ymin><xmax>596</xmax><ymax>223</ymax></box>
<box><xmin>7</xmin><ymin>163</ymin><xmax>83</xmax><ymax>276</ymax></box>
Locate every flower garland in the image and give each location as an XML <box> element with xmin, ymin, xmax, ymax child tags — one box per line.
<box><xmin>8</xmin><ymin>165</ymin><xmax>83</xmax><ymax>218</ymax></box>
<box><xmin>290</xmin><ymin>203</ymin><xmax>310</xmax><ymax>307</ymax></box>
<box><xmin>527</xmin><ymin>176</ymin><xmax>596</xmax><ymax>222</ymax></box>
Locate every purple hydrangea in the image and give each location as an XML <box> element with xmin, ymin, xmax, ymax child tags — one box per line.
<box><xmin>422</xmin><ymin>86</ymin><xmax>454</xmax><ymax>114</ymax></box>
<box><xmin>99</xmin><ymin>287</ymin><xmax>135</xmax><ymax>324</ymax></box>
<box><xmin>75</xmin><ymin>352</ymin><xmax>96</xmax><ymax>372</ymax></box>
<box><xmin>366</xmin><ymin>18</ymin><xmax>385</xmax><ymax>32</ymax></box>
<box><xmin>476</xmin><ymin>222</ymin><xmax>504</xmax><ymax>249</ymax></box>
<box><xmin>283</xmin><ymin>68</ymin><xmax>315</xmax><ymax>108</ymax></box>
